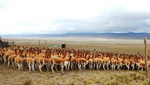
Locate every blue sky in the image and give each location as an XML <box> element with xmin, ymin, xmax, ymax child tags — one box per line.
<box><xmin>0</xmin><ymin>0</ymin><xmax>150</xmax><ymax>35</ymax></box>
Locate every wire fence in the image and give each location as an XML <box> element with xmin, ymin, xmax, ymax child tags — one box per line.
<box><xmin>1</xmin><ymin>38</ymin><xmax>150</xmax><ymax>56</ymax></box>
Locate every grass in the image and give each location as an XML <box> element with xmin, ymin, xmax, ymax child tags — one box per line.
<box><xmin>102</xmin><ymin>71</ymin><xmax>149</xmax><ymax>85</ymax></box>
<box><xmin>1</xmin><ymin>61</ymin><xmax>150</xmax><ymax>85</ymax></box>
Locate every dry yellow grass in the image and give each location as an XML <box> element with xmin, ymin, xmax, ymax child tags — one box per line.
<box><xmin>0</xmin><ymin>63</ymin><xmax>150</xmax><ymax>85</ymax></box>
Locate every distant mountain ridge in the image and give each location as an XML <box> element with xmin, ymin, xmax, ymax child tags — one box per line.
<box><xmin>1</xmin><ymin>32</ymin><xmax>150</xmax><ymax>40</ymax></box>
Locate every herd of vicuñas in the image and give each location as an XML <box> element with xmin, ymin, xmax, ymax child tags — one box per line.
<box><xmin>0</xmin><ymin>46</ymin><xmax>149</xmax><ymax>73</ymax></box>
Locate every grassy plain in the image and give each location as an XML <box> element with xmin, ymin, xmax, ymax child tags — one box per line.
<box><xmin>0</xmin><ymin>37</ymin><xmax>150</xmax><ymax>85</ymax></box>
<box><xmin>5</xmin><ymin>37</ymin><xmax>150</xmax><ymax>56</ymax></box>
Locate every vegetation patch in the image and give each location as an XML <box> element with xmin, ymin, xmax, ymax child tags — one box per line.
<box><xmin>23</xmin><ymin>80</ymin><xmax>33</xmax><ymax>85</ymax></box>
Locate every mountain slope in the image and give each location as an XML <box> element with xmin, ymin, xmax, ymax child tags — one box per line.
<box><xmin>1</xmin><ymin>32</ymin><xmax>150</xmax><ymax>39</ymax></box>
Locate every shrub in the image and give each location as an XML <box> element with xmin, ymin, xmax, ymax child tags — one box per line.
<box><xmin>71</xmin><ymin>83</ymin><xmax>74</xmax><ymax>85</ymax></box>
<box><xmin>110</xmin><ymin>76</ymin><xmax>114</xmax><ymax>80</ymax></box>
<box><xmin>23</xmin><ymin>80</ymin><xmax>33</xmax><ymax>85</ymax></box>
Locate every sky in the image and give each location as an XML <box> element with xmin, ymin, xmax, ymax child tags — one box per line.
<box><xmin>0</xmin><ymin>0</ymin><xmax>150</xmax><ymax>35</ymax></box>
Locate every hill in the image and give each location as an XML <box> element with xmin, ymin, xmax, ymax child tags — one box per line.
<box><xmin>1</xmin><ymin>32</ymin><xmax>150</xmax><ymax>40</ymax></box>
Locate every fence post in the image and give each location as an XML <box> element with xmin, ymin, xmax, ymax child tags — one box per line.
<box><xmin>45</xmin><ymin>40</ymin><xmax>47</xmax><ymax>47</ymax></box>
<box><xmin>0</xmin><ymin>36</ymin><xmax>2</xmax><ymax>47</ymax></box>
<box><xmin>12</xmin><ymin>40</ymin><xmax>14</xmax><ymax>47</ymax></box>
<box><xmin>39</xmin><ymin>40</ymin><xmax>40</xmax><ymax>47</ymax></box>
<box><xmin>144</xmin><ymin>37</ymin><xmax>148</xmax><ymax>78</ymax></box>
<box><xmin>0</xmin><ymin>36</ymin><xmax>1</xmax><ymax>41</ymax></box>
<box><xmin>28</xmin><ymin>40</ymin><xmax>30</xmax><ymax>47</ymax></box>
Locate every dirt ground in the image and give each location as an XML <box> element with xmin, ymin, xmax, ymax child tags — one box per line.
<box><xmin>1</xmin><ymin>37</ymin><xmax>150</xmax><ymax>85</ymax></box>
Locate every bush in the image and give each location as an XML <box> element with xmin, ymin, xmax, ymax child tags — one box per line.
<box><xmin>23</xmin><ymin>80</ymin><xmax>33</xmax><ymax>85</ymax></box>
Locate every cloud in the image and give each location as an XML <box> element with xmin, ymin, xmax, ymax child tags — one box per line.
<box><xmin>51</xmin><ymin>8</ymin><xmax>150</xmax><ymax>33</ymax></box>
<box><xmin>0</xmin><ymin>0</ymin><xmax>150</xmax><ymax>35</ymax></box>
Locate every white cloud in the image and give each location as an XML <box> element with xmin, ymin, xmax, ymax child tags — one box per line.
<box><xmin>0</xmin><ymin>0</ymin><xmax>150</xmax><ymax>35</ymax></box>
